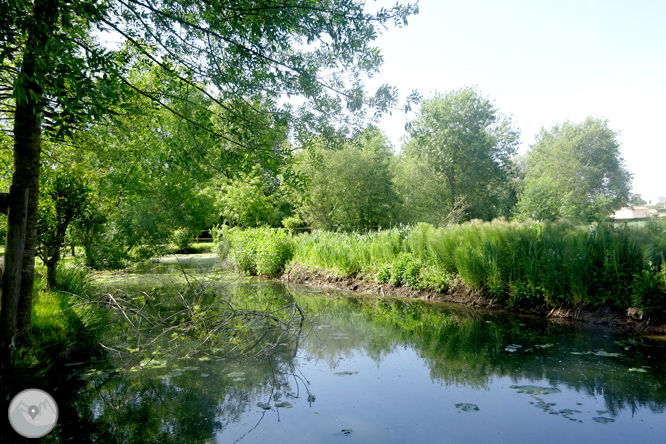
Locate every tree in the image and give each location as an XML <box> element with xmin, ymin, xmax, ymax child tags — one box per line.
<box><xmin>402</xmin><ymin>87</ymin><xmax>520</xmax><ymax>221</ymax></box>
<box><xmin>297</xmin><ymin>126</ymin><xmax>399</xmax><ymax>230</ymax></box>
<box><xmin>37</xmin><ymin>166</ymin><xmax>89</xmax><ymax>288</ymax></box>
<box><xmin>516</xmin><ymin>117</ymin><xmax>632</xmax><ymax>222</ymax></box>
<box><xmin>0</xmin><ymin>0</ymin><xmax>418</xmax><ymax>364</ymax></box>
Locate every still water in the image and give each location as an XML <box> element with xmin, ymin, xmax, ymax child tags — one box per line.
<box><xmin>47</xmin><ymin>262</ymin><xmax>666</xmax><ymax>443</ymax></box>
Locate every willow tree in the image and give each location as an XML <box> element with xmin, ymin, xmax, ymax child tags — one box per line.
<box><xmin>401</xmin><ymin>87</ymin><xmax>520</xmax><ymax>222</ymax></box>
<box><xmin>0</xmin><ymin>0</ymin><xmax>419</xmax><ymax>363</ymax></box>
<box><xmin>516</xmin><ymin>117</ymin><xmax>632</xmax><ymax>222</ymax></box>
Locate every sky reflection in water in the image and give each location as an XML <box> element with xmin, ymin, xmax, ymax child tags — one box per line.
<box><xmin>52</xmin><ymin>276</ymin><xmax>666</xmax><ymax>443</ymax></box>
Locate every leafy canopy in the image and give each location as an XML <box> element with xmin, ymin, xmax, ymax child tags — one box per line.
<box><xmin>516</xmin><ymin>117</ymin><xmax>632</xmax><ymax>222</ymax></box>
<box><xmin>401</xmin><ymin>87</ymin><xmax>520</xmax><ymax>221</ymax></box>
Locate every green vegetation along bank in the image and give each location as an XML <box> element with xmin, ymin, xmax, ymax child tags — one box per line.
<box><xmin>213</xmin><ymin>220</ymin><xmax>666</xmax><ymax>331</ymax></box>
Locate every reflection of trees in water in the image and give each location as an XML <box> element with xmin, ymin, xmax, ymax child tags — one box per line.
<box><xmin>45</xmin><ymin>277</ymin><xmax>309</xmax><ymax>443</ymax></box>
<box><xmin>41</xmin><ymin>279</ymin><xmax>666</xmax><ymax>442</ymax></box>
<box><xmin>294</xmin><ymin>289</ymin><xmax>666</xmax><ymax>415</ymax></box>
<box><xmin>49</xmin><ymin>344</ymin><xmax>306</xmax><ymax>442</ymax></box>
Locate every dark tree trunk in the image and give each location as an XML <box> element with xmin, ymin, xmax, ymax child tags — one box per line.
<box><xmin>14</xmin><ymin>98</ymin><xmax>42</xmax><ymax>336</ymax></box>
<box><xmin>46</xmin><ymin>259</ymin><xmax>58</xmax><ymax>290</ymax></box>
<box><xmin>2</xmin><ymin>0</ymin><xmax>60</xmax><ymax>345</ymax></box>
<box><xmin>0</xmin><ymin>186</ymin><xmax>29</xmax><ymax>369</ymax></box>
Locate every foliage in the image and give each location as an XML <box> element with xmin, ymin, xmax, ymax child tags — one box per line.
<box><xmin>53</xmin><ymin>265</ymin><xmax>93</xmax><ymax>297</ymax></box>
<box><xmin>631</xmin><ymin>263</ymin><xmax>666</xmax><ymax>316</ymax></box>
<box><xmin>37</xmin><ymin>166</ymin><xmax>90</xmax><ymax>287</ymax></box>
<box><xmin>282</xmin><ymin>216</ymin><xmax>305</xmax><ymax>232</ymax></box>
<box><xmin>401</xmin><ymin>87</ymin><xmax>520</xmax><ymax>221</ymax></box>
<box><xmin>375</xmin><ymin>253</ymin><xmax>421</xmax><ymax>288</ymax></box>
<box><xmin>226</xmin><ymin>227</ymin><xmax>294</xmax><ymax>278</ymax></box>
<box><xmin>13</xmin><ymin>269</ymin><xmax>105</xmax><ymax>377</ymax></box>
<box><xmin>296</xmin><ymin>127</ymin><xmax>399</xmax><ymax>231</ymax></box>
<box><xmin>516</xmin><ymin>117</ymin><xmax>632</xmax><ymax>222</ymax></box>
<box><xmin>284</xmin><ymin>220</ymin><xmax>666</xmax><ymax>313</ymax></box>
<box><xmin>1</xmin><ymin>0</ymin><xmax>418</xmax><ymax>346</ymax></box>
<box><xmin>214</xmin><ymin>168</ymin><xmax>292</xmax><ymax>228</ymax></box>
<box><xmin>170</xmin><ymin>227</ymin><xmax>196</xmax><ymax>253</ymax></box>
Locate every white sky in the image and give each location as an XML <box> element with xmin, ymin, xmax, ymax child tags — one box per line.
<box><xmin>366</xmin><ymin>0</ymin><xmax>666</xmax><ymax>203</ymax></box>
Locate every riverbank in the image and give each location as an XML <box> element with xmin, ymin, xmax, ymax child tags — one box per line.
<box><xmin>281</xmin><ymin>263</ymin><xmax>666</xmax><ymax>334</ymax></box>
<box><xmin>2</xmin><ymin>266</ymin><xmax>106</xmax><ymax>386</ymax></box>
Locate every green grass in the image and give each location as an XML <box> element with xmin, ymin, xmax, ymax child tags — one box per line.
<box><xmin>216</xmin><ymin>220</ymin><xmax>666</xmax><ymax>315</ymax></box>
<box><xmin>12</xmin><ymin>265</ymin><xmax>106</xmax><ymax>378</ymax></box>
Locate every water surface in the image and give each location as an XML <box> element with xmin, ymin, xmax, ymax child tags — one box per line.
<box><xmin>46</xmin><ymin>266</ymin><xmax>666</xmax><ymax>443</ymax></box>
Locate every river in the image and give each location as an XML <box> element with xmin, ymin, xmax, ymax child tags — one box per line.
<box><xmin>41</xmin><ymin>257</ymin><xmax>666</xmax><ymax>443</ymax></box>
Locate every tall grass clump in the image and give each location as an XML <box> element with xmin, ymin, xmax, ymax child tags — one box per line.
<box><xmin>217</xmin><ymin>220</ymin><xmax>666</xmax><ymax>314</ymax></box>
<box><xmin>222</xmin><ymin>227</ymin><xmax>294</xmax><ymax>278</ymax></box>
<box><xmin>15</xmin><ymin>266</ymin><xmax>106</xmax><ymax>376</ymax></box>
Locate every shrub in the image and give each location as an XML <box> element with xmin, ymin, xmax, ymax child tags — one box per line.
<box><xmin>631</xmin><ymin>264</ymin><xmax>666</xmax><ymax>316</ymax></box>
<box><xmin>82</xmin><ymin>231</ymin><xmax>128</xmax><ymax>270</ymax></box>
<box><xmin>228</xmin><ymin>227</ymin><xmax>294</xmax><ymax>278</ymax></box>
<box><xmin>255</xmin><ymin>229</ymin><xmax>294</xmax><ymax>278</ymax></box>
<box><xmin>374</xmin><ymin>253</ymin><xmax>422</xmax><ymax>289</ymax></box>
<box><xmin>171</xmin><ymin>227</ymin><xmax>196</xmax><ymax>253</ymax></box>
<box><xmin>282</xmin><ymin>216</ymin><xmax>304</xmax><ymax>232</ymax></box>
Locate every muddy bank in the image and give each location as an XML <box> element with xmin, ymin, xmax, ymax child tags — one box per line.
<box><xmin>281</xmin><ymin>264</ymin><xmax>666</xmax><ymax>335</ymax></box>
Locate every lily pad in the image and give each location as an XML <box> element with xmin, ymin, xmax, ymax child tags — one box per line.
<box><xmin>455</xmin><ymin>403</ymin><xmax>480</xmax><ymax>412</ymax></box>
<box><xmin>227</xmin><ymin>371</ymin><xmax>245</xmax><ymax>378</ymax></box>
<box><xmin>510</xmin><ymin>385</ymin><xmax>561</xmax><ymax>395</ymax></box>
<box><xmin>334</xmin><ymin>429</ymin><xmax>353</xmax><ymax>436</ymax></box>
<box><xmin>593</xmin><ymin>350</ymin><xmax>621</xmax><ymax>358</ymax></box>
<box><xmin>592</xmin><ymin>417</ymin><xmax>615</xmax><ymax>424</ymax></box>
<box><xmin>535</xmin><ymin>344</ymin><xmax>554</xmax><ymax>349</ymax></box>
<box><xmin>505</xmin><ymin>344</ymin><xmax>522</xmax><ymax>352</ymax></box>
<box><xmin>628</xmin><ymin>367</ymin><xmax>648</xmax><ymax>373</ymax></box>
<box><xmin>274</xmin><ymin>401</ymin><xmax>293</xmax><ymax>408</ymax></box>
<box><xmin>256</xmin><ymin>402</ymin><xmax>271</xmax><ymax>410</ymax></box>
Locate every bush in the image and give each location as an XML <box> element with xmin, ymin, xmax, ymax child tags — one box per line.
<box><xmin>282</xmin><ymin>216</ymin><xmax>304</xmax><ymax>232</ymax></box>
<box><xmin>82</xmin><ymin>231</ymin><xmax>128</xmax><ymax>270</ymax></box>
<box><xmin>171</xmin><ymin>227</ymin><xmax>196</xmax><ymax>253</ymax></box>
<box><xmin>631</xmin><ymin>264</ymin><xmax>666</xmax><ymax>316</ymax></box>
<box><xmin>374</xmin><ymin>253</ymin><xmax>421</xmax><ymax>289</ymax></box>
<box><xmin>228</xmin><ymin>227</ymin><xmax>294</xmax><ymax>278</ymax></box>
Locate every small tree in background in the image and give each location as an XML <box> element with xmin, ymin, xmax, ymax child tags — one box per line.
<box><xmin>297</xmin><ymin>127</ymin><xmax>399</xmax><ymax>231</ymax></box>
<box><xmin>401</xmin><ymin>87</ymin><xmax>520</xmax><ymax>222</ymax></box>
<box><xmin>516</xmin><ymin>117</ymin><xmax>632</xmax><ymax>222</ymax></box>
<box><xmin>37</xmin><ymin>168</ymin><xmax>89</xmax><ymax>288</ymax></box>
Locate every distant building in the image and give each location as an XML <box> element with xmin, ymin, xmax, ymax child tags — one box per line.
<box><xmin>613</xmin><ymin>206</ymin><xmax>650</xmax><ymax>220</ymax></box>
<box><xmin>657</xmin><ymin>196</ymin><xmax>666</xmax><ymax>205</ymax></box>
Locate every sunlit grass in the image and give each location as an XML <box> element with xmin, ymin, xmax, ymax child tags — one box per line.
<box><xmin>218</xmin><ymin>220</ymin><xmax>666</xmax><ymax>314</ymax></box>
<box><xmin>13</xmin><ymin>265</ymin><xmax>106</xmax><ymax>376</ymax></box>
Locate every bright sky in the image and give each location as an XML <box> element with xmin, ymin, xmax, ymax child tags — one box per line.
<box><xmin>367</xmin><ymin>0</ymin><xmax>666</xmax><ymax>203</ymax></box>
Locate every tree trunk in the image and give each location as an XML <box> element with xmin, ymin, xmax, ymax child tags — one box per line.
<box><xmin>46</xmin><ymin>253</ymin><xmax>59</xmax><ymax>290</ymax></box>
<box><xmin>6</xmin><ymin>0</ymin><xmax>60</xmax><ymax>339</ymax></box>
<box><xmin>12</xmin><ymin>83</ymin><xmax>43</xmax><ymax>339</ymax></box>
<box><xmin>0</xmin><ymin>186</ymin><xmax>29</xmax><ymax>369</ymax></box>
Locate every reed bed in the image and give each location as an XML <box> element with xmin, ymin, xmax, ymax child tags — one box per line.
<box><xmin>216</xmin><ymin>221</ymin><xmax>666</xmax><ymax>314</ymax></box>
